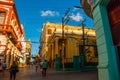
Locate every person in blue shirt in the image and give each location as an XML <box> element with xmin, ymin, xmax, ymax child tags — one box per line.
<box><xmin>42</xmin><ymin>60</ymin><xmax>48</xmax><ymax>76</ymax></box>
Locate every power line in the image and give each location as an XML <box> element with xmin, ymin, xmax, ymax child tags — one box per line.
<box><xmin>18</xmin><ymin>41</ymin><xmax>54</xmax><ymax>44</ymax></box>
<box><xmin>18</xmin><ymin>41</ymin><xmax>39</xmax><ymax>44</ymax></box>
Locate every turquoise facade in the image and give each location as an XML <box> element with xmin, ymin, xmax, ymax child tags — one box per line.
<box><xmin>93</xmin><ymin>0</ymin><xmax>120</xmax><ymax>80</ymax></box>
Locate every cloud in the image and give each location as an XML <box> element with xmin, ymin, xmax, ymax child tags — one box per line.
<box><xmin>72</xmin><ymin>7</ymin><xmax>79</xmax><ymax>12</ymax></box>
<box><xmin>70</xmin><ymin>13</ymin><xmax>83</xmax><ymax>22</ymax></box>
<box><xmin>41</xmin><ymin>10</ymin><xmax>59</xmax><ymax>17</ymax></box>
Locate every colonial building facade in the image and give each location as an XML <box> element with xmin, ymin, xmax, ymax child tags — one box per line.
<box><xmin>81</xmin><ymin>0</ymin><xmax>120</xmax><ymax>80</ymax></box>
<box><xmin>40</xmin><ymin>22</ymin><xmax>98</xmax><ymax>70</ymax></box>
<box><xmin>0</xmin><ymin>0</ymin><xmax>30</xmax><ymax>68</ymax></box>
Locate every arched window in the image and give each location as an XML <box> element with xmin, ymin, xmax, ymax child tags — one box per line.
<box><xmin>48</xmin><ymin>29</ymin><xmax>52</xmax><ymax>34</ymax></box>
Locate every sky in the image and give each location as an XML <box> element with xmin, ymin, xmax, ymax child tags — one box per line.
<box><xmin>14</xmin><ymin>0</ymin><xmax>94</xmax><ymax>56</ymax></box>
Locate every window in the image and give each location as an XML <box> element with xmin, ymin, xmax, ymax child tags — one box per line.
<box><xmin>0</xmin><ymin>11</ymin><xmax>6</xmax><ymax>24</ymax></box>
<box><xmin>48</xmin><ymin>29</ymin><xmax>52</xmax><ymax>34</ymax></box>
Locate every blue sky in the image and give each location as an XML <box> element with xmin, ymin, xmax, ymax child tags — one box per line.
<box><xmin>14</xmin><ymin>0</ymin><xmax>94</xmax><ymax>56</ymax></box>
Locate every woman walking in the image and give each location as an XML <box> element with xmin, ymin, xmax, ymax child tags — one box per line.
<box><xmin>35</xmin><ymin>61</ymin><xmax>38</xmax><ymax>72</ymax></box>
<box><xmin>9</xmin><ymin>61</ymin><xmax>19</xmax><ymax>80</ymax></box>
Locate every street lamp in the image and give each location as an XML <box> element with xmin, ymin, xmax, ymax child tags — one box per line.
<box><xmin>74</xmin><ymin>6</ymin><xmax>93</xmax><ymax>18</ymax></box>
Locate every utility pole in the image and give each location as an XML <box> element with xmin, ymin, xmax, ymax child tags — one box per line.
<box><xmin>82</xmin><ymin>20</ymin><xmax>85</xmax><ymax>52</ymax></box>
<box><xmin>81</xmin><ymin>20</ymin><xmax>85</xmax><ymax>67</ymax></box>
<box><xmin>62</xmin><ymin>8</ymin><xmax>70</xmax><ymax>71</ymax></box>
<box><xmin>74</xmin><ymin>6</ymin><xmax>87</xmax><ymax>68</ymax></box>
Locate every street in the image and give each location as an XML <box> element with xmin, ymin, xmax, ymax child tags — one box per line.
<box><xmin>0</xmin><ymin>66</ymin><xmax>98</xmax><ymax>80</ymax></box>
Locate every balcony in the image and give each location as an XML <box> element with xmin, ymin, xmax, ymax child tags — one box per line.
<box><xmin>0</xmin><ymin>24</ymin><xmax>22</xmax><ymax>50</ymax></box>
<box><xmin>0</xmin><ymin>24</ymin><xmax>17</xmax><ymax>40</ymax></box>
<box><xmin>16</xmin><ymin>42</ymin><xmax>22</xmax><ymax>50</ymax></box>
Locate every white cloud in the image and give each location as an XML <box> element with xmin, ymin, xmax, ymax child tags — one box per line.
<box><xmin>70</xmin><ymin>13</ymin><xmax>83</xmax><ymax>22</ymax></box>
<box><xmin>41</xmin><ymin>10</ymin><xmax>59</xmax><ymax>17</ymax></box>
<box><xmin>72</xmin><ymin>7</ymin><xmax>79</xmax><ymax>12</ymax></box>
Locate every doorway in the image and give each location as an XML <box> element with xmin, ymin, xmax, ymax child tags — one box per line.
<box><xmin>107</xmin><ymin>0</ymin><xmax>120</xmax><ymax>70</ymax></box>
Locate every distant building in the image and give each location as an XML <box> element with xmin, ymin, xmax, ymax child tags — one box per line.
<box><xmin>39</xmin><ymin>22</ymin><xmax>98</xmax><ymax>70</ymax></box>
<box><xmin>25</xmin><ymin>39</ymin><xmax>32</xmax><ymax>66</ymax></box>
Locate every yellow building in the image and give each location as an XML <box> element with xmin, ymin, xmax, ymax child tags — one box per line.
<box><xmin>40</xmin><ymin>22</ymin><xmax>98</xmax><ymax>70</ymax></box>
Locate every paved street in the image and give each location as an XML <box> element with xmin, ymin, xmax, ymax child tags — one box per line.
<box><xmin>0</xmin><ymin>66</ymin><xmax>98</xmax><ymax>80</ymax></box>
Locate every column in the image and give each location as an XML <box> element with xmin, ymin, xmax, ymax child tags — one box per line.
<box><xmin>5</xmin><ymin>49</ymin><xmax>10</xmax><ymax>68</ymax></box>
<box><xmin>52</xmin><ymin>43</ymin><xmax>55</xmax><ymax>68</ymax></box>
<box><xmin>54</xmin><ymin>37</ymin><xmax>60</xmax><ymax>70</ymax></box>
<box><xmin>51</xmin><ymin>44</ymin><xmax>53</xmax><ymax>60</ymax></box>
<box><xmin>55</xmin><ymin>37</ymin><xmax>59</xmax><ymax>55</ymax></box>
<box><xmin>10</xmin><ymin>48</ymin><xmax>14</xmax><ymax>66</ymax></box>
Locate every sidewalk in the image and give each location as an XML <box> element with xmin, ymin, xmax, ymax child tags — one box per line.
<box><xmin>0</xmin><ymin>66</ymin><xmax>98</xmax><ymax>80</ymax></box>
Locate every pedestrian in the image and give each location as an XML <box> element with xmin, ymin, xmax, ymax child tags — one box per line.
<box><xmin>35</xmin><ymin>61</ymin><xmax>38</xmax><ymax>72</ymax></box>
<box><xmin>42</xmin><ymin>60</ymin><xmax>48</xmax><ymax>77</ymax></box>
<box><xmin>0</xmin><ymin>59</ymin><xmax>1</xmax><ymax>67</ymax></box>
<box><xmin>29</xmin><ymin>59</ymin><xmax>33</xmax><ymax>68</ymax></box>
<box><xmin>9</xmin><ymin>61</ymin><xmax>19</xmax><ymax>80</ymax></box>
<box><xmin>0</xmin><ymin>59</ymin><xmax>4</xmax><ymax>74</ymax></box>
<box><xmin>27</xmin><ymin>60</ymin><xmax>31</xmax><ymax>68</ymax></box>
<box><xmin>40</xmin><ymin>61</ymin><xmax>43</xmax><ymax>72</ymax></box>
<box><xmin>2</xmin><ymin>61</ymin><xmax>6</xmax><ymax>74</ymax></box>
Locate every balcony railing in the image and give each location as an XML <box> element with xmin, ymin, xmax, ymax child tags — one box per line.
<box><xmin>0</xmin><ymin>24</ymin><xmax>17</xmax><ymax>39</ymax></box>
<box><xmin>0</xmin><ymin>24</ymin><xmax>22</xmax><ymax>50</ymax></box>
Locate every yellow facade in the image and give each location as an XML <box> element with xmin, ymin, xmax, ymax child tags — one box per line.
<box><xmin>40</xmin><ymin>22</ymin><xmax>98</xmax><ymax>68</ymax></box>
